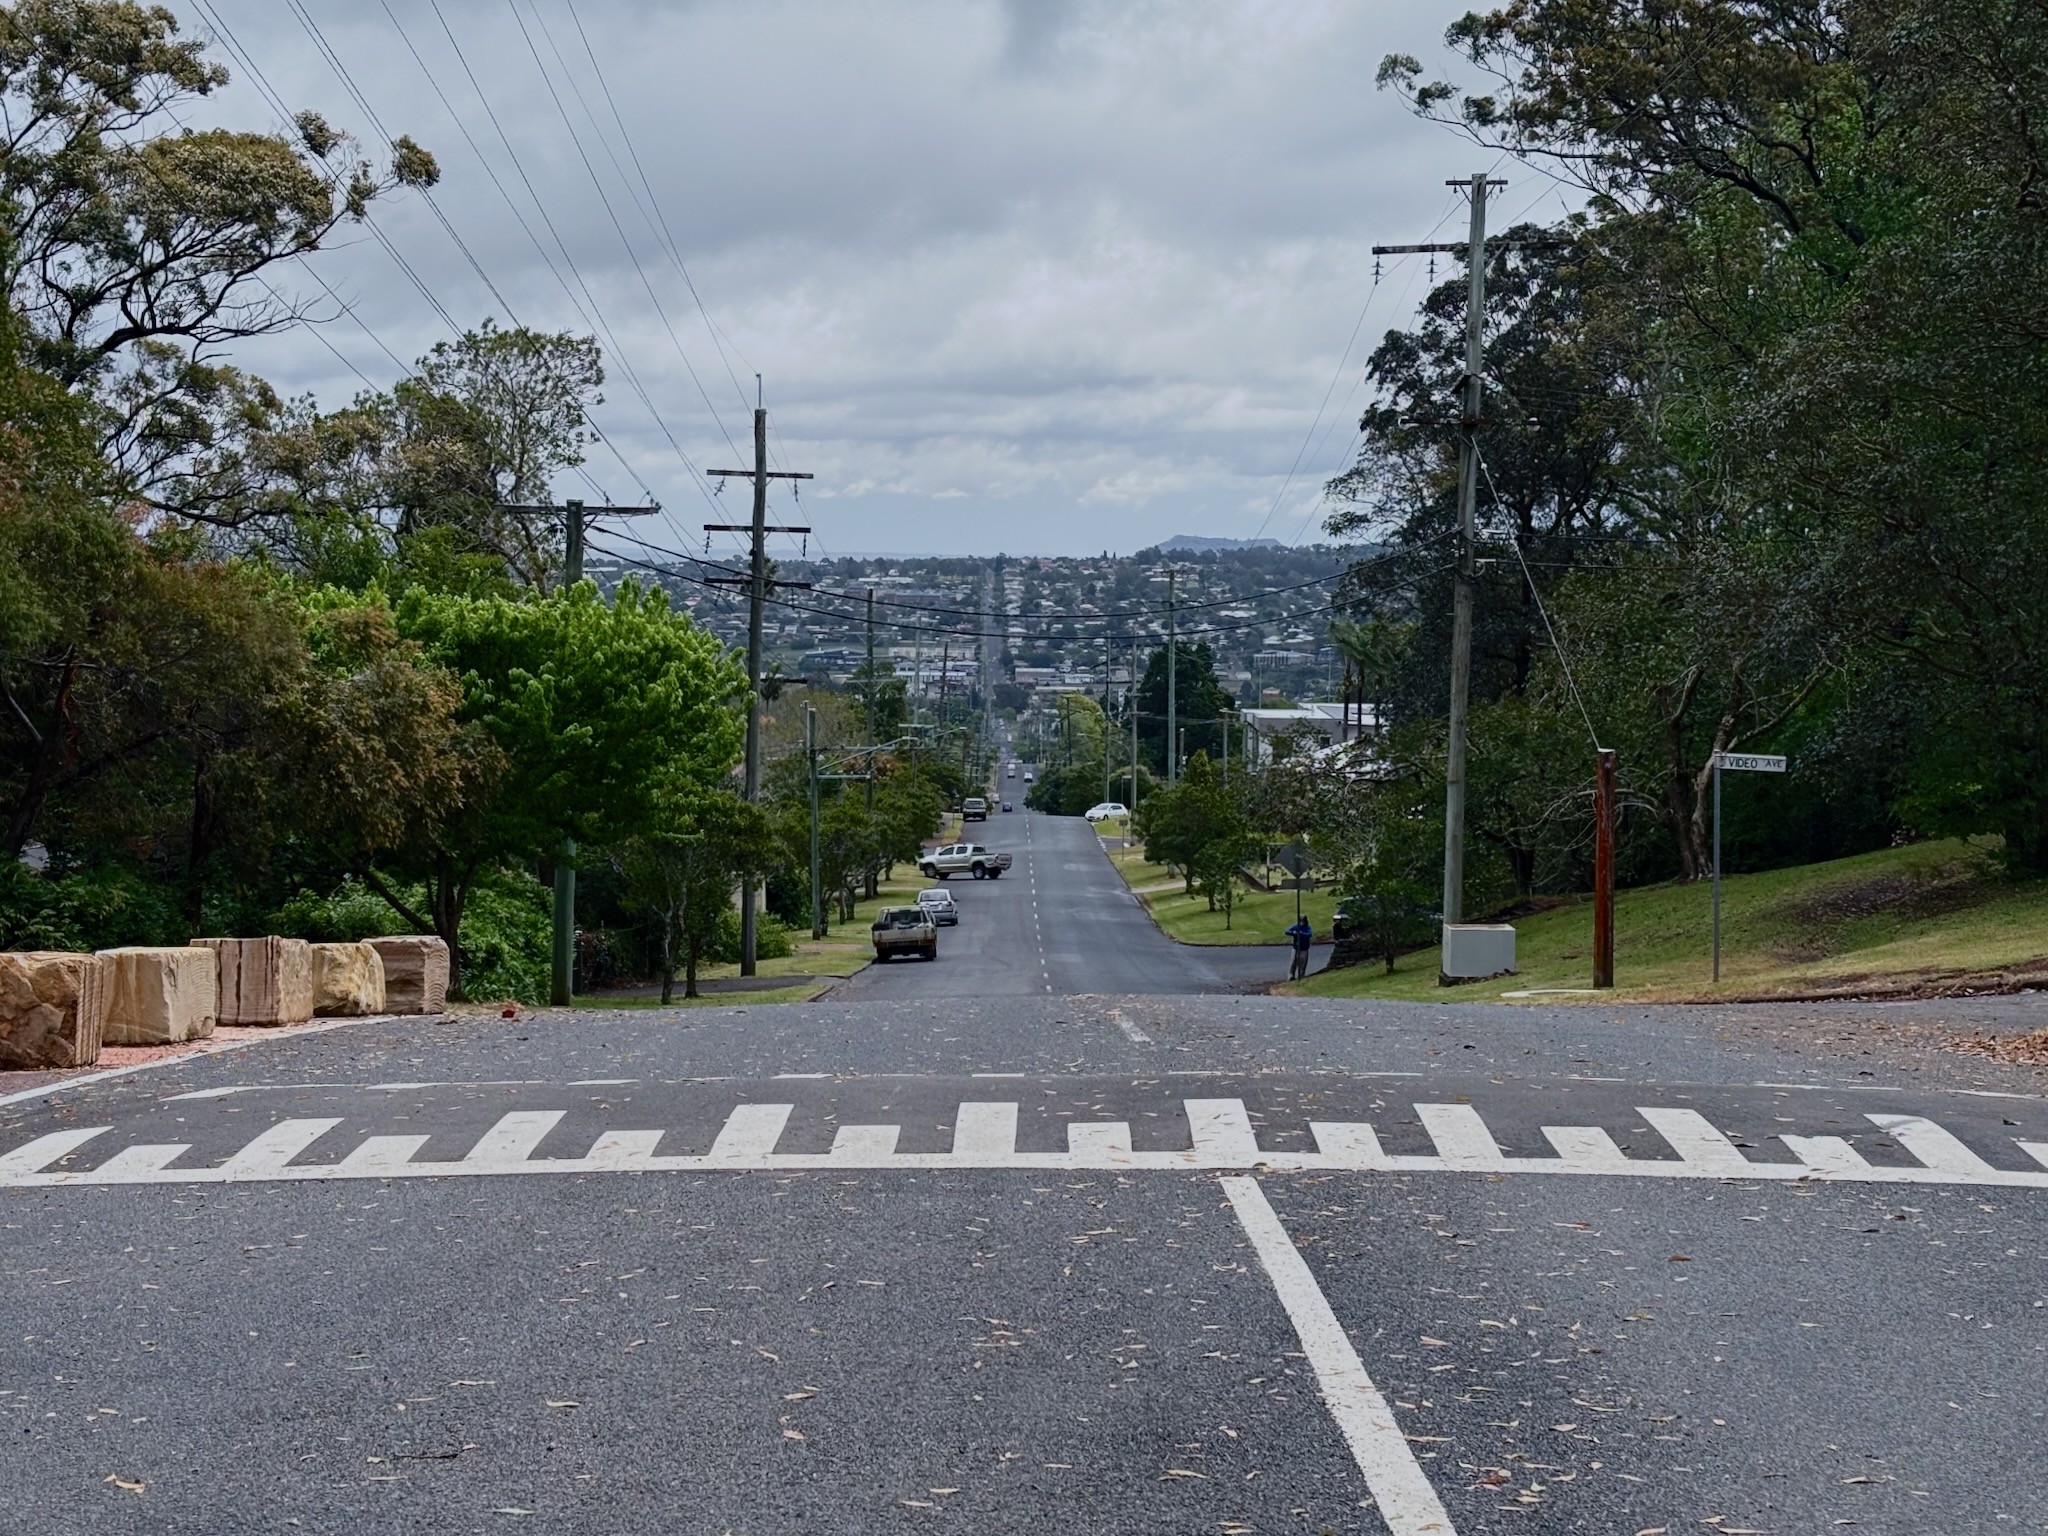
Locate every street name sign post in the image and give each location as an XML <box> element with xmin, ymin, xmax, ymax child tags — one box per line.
<box><xmin>1711</xmin><ymin>753</ymin><xmax>1787</xmax><ymax>981</ymax></box>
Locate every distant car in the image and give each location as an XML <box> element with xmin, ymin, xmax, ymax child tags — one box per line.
<box><xmin>919</xmin><ymin>843</ymin><xmax>1012</xmax><ymax>880</ymax></box>
<box><xmin>962</xmin><ymin>796</ymin><xmax>988</xmax><ymax>822</ymax></box>
<box><xmin>1000</xmin><ymin>802</ymin><xmax>1013</xmax><ymax>812</ymax></box>
<box><xmin>1006</xmin><ymin>764</ymin><xmax>1017</xmax><ymax>778</ymax></box>
<box><xmin>870</xmin><ymin>906</ymin><xmax>937</xmax><ymax>962</ymax></box>
<box><xmin>1331</xmin><ymin>903</ymin><xmax>1356</xmax><ymax>942</ymax></box>
<box><xmin>1083</xmin><ymin>802</ymin><xmax>1129</xmax><ymax>823</ymax></box>
<box><xmin>916</xmin><ymin>888</ymin><xmax>960</xmax><ymax>925</ymax></box>
<box><xmin>1023</xmin><ymin>771</ymin><xmax>1034</xmax><ymax>783</ymax></box>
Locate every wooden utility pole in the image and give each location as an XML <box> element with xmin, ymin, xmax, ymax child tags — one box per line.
<box><xmin>707</xmin><ymin>382</ymin><xmax>813</xmax><ymax>976</ymax></box>
<box><xmin>1375</xmin><ymin>173</ymin><xmax>1506</xmax><ymax>935</ymax></box>
<box><xmin>1150</xmin><ymin>566</ymin><xmax>1186</xmax><ymax>784</ymax></box>
<box><xmin>498</xmin><ymin>495</ymin><xmax>660</xmax><ymax>1006</ymax></box>
<box><xmin>806</xmin><ymin>704</ymin><xmax>823</xmax><ymax>940</ymax></box>
<box><xmin>1593</xmin><ymin>748</ymin><xmax>1616</xmax><ymax>988</ymax></box>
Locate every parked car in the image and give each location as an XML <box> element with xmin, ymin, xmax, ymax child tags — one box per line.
<box><xmin>915</xmin><ymin>888</ymin><xmax>960</xmax><ymax>925</ymax></box>
<box><xmin>1000</xmin><ymin>802</ymin><xmax>1013</xmax><ymax>813</ymax></box>
<box><xmin>1330</xmin><ymin>903</ymin><xmax>1355</xmax><ymax>941</ymax></box>
<box><xmin>1083</xmin><ymin>802</ymin><xmax>1129</xmax><ymax>823</ymax></box>
<box><xmin>962</xmin><ymin>796</ymin><xmax>988</xmax><ymax>822</ymax></box>
<box><xmin>871</xmin><ymin>906</ymin><xmax>937</xmax><ymax>961</ymax></box>
<box><xmin>918</xmin><ymin>842</ymin><xmax>1012</xmax><ymax>880</ymax></box>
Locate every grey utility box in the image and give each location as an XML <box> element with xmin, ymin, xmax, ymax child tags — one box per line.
<box><xmin>1441</xmin><ymin>923</ymin><xmax>1516</xmax><ymax>980</ymax></box>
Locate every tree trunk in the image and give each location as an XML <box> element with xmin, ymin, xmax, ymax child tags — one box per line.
<box><xmin>2</xmin><ymin>654</ymin><xmax>77</xmax><ymax>860</ymax></box>
<box><xmin>684</xmin><ymin>936</ymin><xmax>701</xmax><ymax>1000</ymax></box>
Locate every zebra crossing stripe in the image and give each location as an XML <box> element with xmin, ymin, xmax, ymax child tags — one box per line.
<box><xmin>3</xmin><ymin>1100</ymin><xmax>2047</xmax><ymax>1190</ymax></box>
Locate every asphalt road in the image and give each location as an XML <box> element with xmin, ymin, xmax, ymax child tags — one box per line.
<box><xmin>833</xmin><ymin>804</ymin><xmax>1305</xmax><ymax>999</ymax></box>
<box><xmin>4</xmin><ymin>813</ymin><xmax>2047</xmax><ymax>1534</ymax></box>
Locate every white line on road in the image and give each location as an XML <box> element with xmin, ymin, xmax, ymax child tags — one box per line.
<box><xmin>1105</xmin><ymin>1009</ymin><xmax>1153</xmax><ymax>1046</ymax></box>
<box><xmin>1223</xmin><ymin>1176</ymin><xmax>1456</xmax><ymax>1535</ymax></box>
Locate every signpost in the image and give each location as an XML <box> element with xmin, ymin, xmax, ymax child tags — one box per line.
<box><xmin>1276</xmin><ymin>840</ymin><xmax>1312</xmax><ymax>921</ymax></box>
<box><xmin>1711</xmin><ymin>753</ymin><xmax>1787</xmax><ymax>981</ymax></box>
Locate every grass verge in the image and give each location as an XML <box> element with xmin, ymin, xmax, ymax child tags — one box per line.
<box><xmin>1102</xmin><ymin>829</ymin><xmax>1336</xmax><ymax>946</ymax></box>
<box><xmin>1287</xmin><ymin>836</ymin><xmax>2048</xmax><ymax>1003</ymax></box>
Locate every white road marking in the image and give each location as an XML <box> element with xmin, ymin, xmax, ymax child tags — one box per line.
<box><xmin>7</xmin><ymin>1097</ymin><xmax>2048</xmax><ymax>1190</ymax></box>
<box><xmin>463</xmin><ymin>1111</ymin><xmax>565</xmax><ymax>1168</ymax></box>
<box><xmin>1223</xmin><ymin>1175</ymin><xmax>1457</xmax><ymax>1535</ymax></box>
<box><xmin>1639</xmin><ymin>1107</ymin><xmax>1755</xmax><ymax>1172</ymax></box>
<box><xmin>1868</xmin><ymin>1113</ymin><xmax>1999</xmax><ymax>1176</ymax></box>
<box><xmin>1416</xmin><ymin>1103</ymin><xmax>1505</xmax><ymax>1168</ymax></box>
<box><xmin>1186</xmin><ymin>1098</ymin><xmax>1259</xmax><ymax>1162</ymax></box>
<box><xmin>1106</xmin><ymin>1009</ymin><xmax>1154</xmax><ymax>1046</ymax></box>
<box><xmin>218</xmin><ymin>1118</ymin><xmax>342</xmax><ymax>1176</ymax></box>
<box><xmin>707</xmin><ymin>1104</ymin><xmax>794</xmax><ymax>1162</ymax></box>
<box><xmin>953</xmin><ymin>1101</ymin><xmax>1019</xmax><ymax>1158</ymax></box>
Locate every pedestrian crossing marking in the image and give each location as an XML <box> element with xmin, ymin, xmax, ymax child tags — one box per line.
<box><xmin>4</xmin><ymin>1100</ymin><xmax>2048</xmax><ymax>1190</ymax></box>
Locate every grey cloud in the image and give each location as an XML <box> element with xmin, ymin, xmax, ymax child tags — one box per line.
<box><xmin>206</xmin><ymin>0</ymin><xmax>1549</xmax><ymax>555</ymax></box>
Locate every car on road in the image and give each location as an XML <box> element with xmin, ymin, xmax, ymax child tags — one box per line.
<box><xmin>915</xmin><ymin>888</ymin><xmax>960</xmax><ymax>925</ymax></box>
<box><xmin>919</xmin><ymin>842</ymin><xmax>1012</xmax><ymax>880</ymax></box>
<box><xmin>870</xmin><ymin>906</ymin><xmax>937</xmax><ymax>961</ymax></box>
<box><xmin>1001</xmin><ymin>802</ymin><xmax>1013</xmax><ymax>812</ymax></box>
<box><xmin>962</xmin><ymin>796</ymin><xmax>988</xmax><ymax>822</ymax></box>
<box><xmin>1006</xmin><ymin>763</ymin><xmax>1016</xmax><ymax>777</ymax></box>
<box><xmin>1083</xmin><ymin>801</ymin><xmax>1129</xmax><ymax>822</ymax></box>
<box><xmin>1022</xmin><ymin>770</ymin><xmax>1034</xmax><ymax>783</ymax></box>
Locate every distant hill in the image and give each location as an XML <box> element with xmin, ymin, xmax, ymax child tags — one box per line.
<box><xmin>1157</xmin><ymin>534</ymin><xmax>1283</xmax><ymax>552</ymax></box>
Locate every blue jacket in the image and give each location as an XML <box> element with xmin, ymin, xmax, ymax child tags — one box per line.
<box><xmin>1286</xmin><ymin>920</ymin><xmax>1313</xmax><ymax>951</ymax></box>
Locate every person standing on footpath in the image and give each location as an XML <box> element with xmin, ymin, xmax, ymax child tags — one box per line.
<box><xmin>1285</xmin><ymin>915</ymin><xmax>1314</xmax><ymax>980</ymax></box>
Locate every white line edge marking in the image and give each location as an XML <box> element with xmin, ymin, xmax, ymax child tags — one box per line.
<box><xmin>0</xmin><ymin>1017</ymin><xmax>379</xmax><ymax>1110</ymax></box>
<box><xmin>1223</xmin><ymin>1175</ymin><xmax>1457</xmax><ymax>1535</ymax></box>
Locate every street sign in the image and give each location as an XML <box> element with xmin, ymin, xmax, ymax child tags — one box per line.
<box><xmin>1275</xmin><ymin>840</ymin><xmax>1312</xmax><ymax>876</ymax></box>
<box><xmin>1712</xmin><ymin>752</ymin><xmax>1789</xmax><ymax>982</ymax></box>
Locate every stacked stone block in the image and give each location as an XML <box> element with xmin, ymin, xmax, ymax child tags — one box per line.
<box><xmin>101</xmin><ymin>947</ymin><xmax>218</xmax><ymax>1045</ymax></box>
<box><xmin>0</xmin><ymin>951</ymin><xmax>109</xmax><ymax>1069</ymax></box>
<box><xmin>193</xmin><ymin>936</ymin><xmax>315</xmax><ymax>1026</ymax></box>
<box><xmin>310</xmin><ymin>942</ymin><xmax>386</xmax><ymax>1016</ymax></box>
<box><xmin>364</xmin><ymin>936</ymin><xmax>449</xmax><ymax>1014</ymax></box>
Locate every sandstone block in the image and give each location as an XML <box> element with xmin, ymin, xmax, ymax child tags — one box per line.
<box><xmin>0</xmin><ymin>951</ymin><xmax>108</xmax><ymax>1069</ymax></box>
<box><xmin>311</xmin><ymin>942</ymin><xmax>385</xmax><ymax>1017</ymax></box>
<box><xmin>101</xmin><ymin>947</ymin><xmax>218</xmax><ymax>1045</ymax></box>
<box><xmin>193</xmin><ymin>936</ymin><xmax>314</xmax><ymax>1026</ymax></box>
<box><xmin>364</xmin><ymin>935</ymin><xmax>449</xmax><ymax>1015</ymax></box>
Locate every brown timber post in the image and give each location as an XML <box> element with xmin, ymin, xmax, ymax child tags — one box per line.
<box><xmin>1593</xmin><ymin>748</ymin><xmax>1617</xmax><ymax>988</ymax></box>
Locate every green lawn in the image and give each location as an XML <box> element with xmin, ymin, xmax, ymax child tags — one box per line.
<box><xmin>1288</xmin><ymin>836</ymin><xmax>2048</xmax><ymax>1003</ymax></box>
<box><xmin>1103</xmin><ymin>833</ymin><xmax>1337</xmax><ymax>946</ymax></box>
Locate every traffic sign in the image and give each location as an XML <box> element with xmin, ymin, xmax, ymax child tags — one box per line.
<box><xmin>1714</xmin><ymin>753</ymin><xmax>1786</xmax><ymax>773</ymax></box>
<box><xmin>1275</xmin><ymin>840</ymin><xmax>1312</xmax><ymax>876</ymax></box>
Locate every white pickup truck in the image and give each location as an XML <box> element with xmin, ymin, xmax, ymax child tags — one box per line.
<box><xmin>918</xmin><ymin>842</ymin><xmax>1012</xmax><ymax>880</ymax></box>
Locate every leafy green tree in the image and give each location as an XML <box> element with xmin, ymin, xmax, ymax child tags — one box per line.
<box><xmin>1136</xmin><ymin>751</ymin><xmax>1250</xmax><ymax>905</ymax></box>
<box><xmin>380</xmin><ymin>580</ymin><xmax>746</xmax><ymax>991</ymax></box>
<box><xmin>1135</xmin><ymin>641</ymin><xmax>1232</xmax><ymax>771</ymax></box>
<box><xmin>0</xmin><ymin>0</ymin><xmax>436</xmax><ymax>503</ymax></box>
<box><xmin>1333</xmin><ymin>806</ymin><xmax>1440</xmax><ymax>975</ymax></box>
<box><xmin>616</xmin><ymin>790</ymin><xmax>776</xmax><ymax>1001</ymax></box>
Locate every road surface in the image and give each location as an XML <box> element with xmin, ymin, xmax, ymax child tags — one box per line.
<box><xmin>4</xmin><ymin>818</ymin><xmax>2047</xmax><ymax>1534</ymax></box>
<box><xmin>835</xmin><ymin>805</ymin><xmax>1303</xmax><ymax>998</ymax></box>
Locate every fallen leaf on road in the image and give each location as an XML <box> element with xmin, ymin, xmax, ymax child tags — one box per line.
<box><xmin>901</xmin><ymin>1499</ymin><xmax>934</xmax><ymax>1508</ymax></box>
<box><xmin>544</xmin><ymin>1400</ymin><xmax>579</xmax><ymax>1410</ymax></box>
<box><xmin>1420</xmin><ymin>1336</ymin><xmax>1450</xmax><ymax>1347</ymax></box>
<box><xmin>783</xmin><ymin>1429</ymin><xmax>805</xmax><ymax>1441</ymax></box>
<box><xmin>1551</xmin><ymin>1424</ymin><xmax>1578</xmax><ymax>1432</ymax></box>
<box><xmin>1635</xmin><ymin>1528</ymin><xmax>1667</xmax><ymax>1535</ymax></box>
<box><xmin>1161</xmin><ymin>1468</ymin><xmax>1206</xmax><ymax>1479</ymax></box>
<box><xmin>928</xmin><ymin>1487</ymin><xmax>959</xmax><ymax>1495</ymax></box>
<box><xmin>104</xmin><ymin>1475</ymin><xmax>144</xmax><ymax>1494</ymax></box>
<box><xmin>490</xmin><ymin>1508</ymin><xmax>534</xmax><ymax>1517</ymax></box>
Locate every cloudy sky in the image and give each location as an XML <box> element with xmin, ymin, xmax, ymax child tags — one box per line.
<box><xmin>199</xmin><ymin>0</ymin><xmax>1564</xmax><ymax>559</ymax></box>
